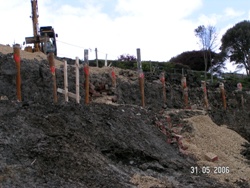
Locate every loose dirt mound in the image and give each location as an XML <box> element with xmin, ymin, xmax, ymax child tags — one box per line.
<box><xmin>130</xmin><ymin>174</ymin><xmax>174</xmax><ymax>188</ymax></box>
<box><xmin>183</xmin><ymin>115</ymin><xmax>250</xmax><ymax>185</ymax></box>
<box><xmin>0</xmin><ymin>44</ymin><xmax>63</xmax><ymax>68</ymax></box>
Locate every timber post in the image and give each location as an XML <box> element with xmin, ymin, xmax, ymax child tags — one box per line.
<box><xmin>160</xmin><ymin>72</ymin><xmax>166</xmax><ymax>104</ymax></box>
<box><xmin>201</xmin><ymin>81</ymin><xmax>209</xmax><ymax>109</ymax></box>
<box><xmin>181</xmin><ymin>76</ymin><xmax>188</xmax><ymax>108</ymax></box>
<box><xmin>13</xmin><ymin>44</ymin><xmax>22</xmax><ymax>102</ymax></box>
<box><xmin>237</xmin><ymin>82</ymin><xmax>244</xmax><ymax>109</ymax></box>
<box><xmin>95</xmin><ymin>48</ymin><xmax>98</xmax><ymax>67</ymax></box>
<box><xmin>219</xmin><ymin>83</ymin><xmax>226</xmax><ymax>110</ymax></box>
<box><xmin>64</xmin><ymin>61</ymin><xmax>69</xmax><ymax>102</ymax></box>
<box><xmin>47</xmin><ymin>52</ymin><xmax>58</xmax><ymax>104</ymax></box>
<box><xmin>105</xmin><ymin>54</ymin><xmax>108</xmax><ymax>66</ymax></box>
<box><xmin>137</xmin><ymin>48</ymin><xmax>145</xmax><ymax>107</ymax></box>
<box><xmin>75</xmin><ymin>57</ymin><xmax>80</xmax><ymax>104</ymax></box>
<box><xmin>111</xmin><ymin>67</ymin><xmax>116</xmax><ymax>88</ymax></box>
<box><xmin>84</xmin><ymin>49</ymin><xmax>90</xmax><ymax>104</ymax></box>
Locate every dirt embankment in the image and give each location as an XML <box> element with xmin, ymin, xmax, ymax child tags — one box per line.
<box><xmin>0</xmin><ymin>45</ymin><xmax>250</xmax><ymax>187</ymax></box>
<box><xmin>0</xmin><ymin>44</ymin><xmax>63</xmax><ymax>68</ymax></box>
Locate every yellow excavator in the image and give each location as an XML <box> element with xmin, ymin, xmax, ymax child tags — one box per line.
<box><xmin>24</xmin><ymin>0</ymin><xmax>58</xmax><ymax>56</ymax></box>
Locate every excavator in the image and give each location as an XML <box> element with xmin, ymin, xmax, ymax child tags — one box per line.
<box><xmin>24</xmin><ymin>0</ymin><xmax>58</xmax><ymax>56</ymax></box>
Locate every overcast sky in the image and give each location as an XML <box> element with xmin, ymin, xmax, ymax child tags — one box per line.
<box><xmin>1</xmin><ymin>0</ymin><xmax>250</xmax><ymax>72</ymax></box>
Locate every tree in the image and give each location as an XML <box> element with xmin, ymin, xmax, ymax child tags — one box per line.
<box><xmin>220</xmin><ymin>20</ymin><xmax>250</xmax><ymax>75</ymax></box>
<box><xmin>209</xmin><ymin>51</ymin><xmax>227</xmax><ymax>76</ymax></box>
<box><xmin>169</xmin><ymin>50</ymin><xmax>225</xmax><ymax>75</ymax></box>
<box><xmin>118</xmin><ymin>54</ymin><xmax>136</xmax><ymax>61</ymax></box>
<box><xmin>170</xmin><ymin>50</ymin><xmax>213</xmax><ymax>71</ymax></box>
<box><xmin>194</xmin><ymin>25</ymin><xmax>218</xmax><ymax>80</ymax></box>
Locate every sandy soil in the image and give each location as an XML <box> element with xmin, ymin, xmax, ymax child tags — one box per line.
<box><xmin>183</xmin><ymin>115</ymin><xmax>250</xmax><ymax>184</ymax></box>
<box><xmin>0</xmin><ymin>44</ymin><xmax>63</xmax><ymax>68</ymax></box>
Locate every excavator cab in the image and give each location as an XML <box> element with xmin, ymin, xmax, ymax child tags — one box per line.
<box><xmin>24</xmin><ymin>26</ymin><xmax>58</xmax><ymax>56</ymax></box>
<box><xmin>40</xmin><ymin>26</ymin><xmax>58</xmax><ymax>56</ymax></box>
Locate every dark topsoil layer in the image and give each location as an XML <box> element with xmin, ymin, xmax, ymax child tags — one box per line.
<box><xmin>0</xmin><ymin>52</ymin><xmax>250</xmax><ymax>188</ymax></box>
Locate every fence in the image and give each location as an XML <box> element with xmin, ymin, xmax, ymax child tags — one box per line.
<box><xmin>222</xmin><ymin>72</ymin><xmax>248</xmax><ymax>79</ymax></box>
<box><xmin>9</xmin><ymin>45</ymin><xmax>250</xmax><ymax>112</ymax></box>
<box><xmin>57</xmin><ymin>59</ymin><xmax>80</xmax><ymax>103</ymax></box>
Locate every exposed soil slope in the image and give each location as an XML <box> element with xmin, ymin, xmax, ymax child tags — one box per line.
<box><xmin>0</xmin><ymin>45</ymin><xmax>249</xmax><ymax>188</ymax></box>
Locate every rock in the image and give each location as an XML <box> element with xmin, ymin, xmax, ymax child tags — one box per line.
<box><xmin>0</xmin><ymin>96</ymin><xmax>8</xmax><ymax>100</ymax></box>
<box><xmin>111</xmin><ymin>95</ymin><xmax>118</xmax><ymax>103</ymax></box>
<box><xmin>205</xmin><ymin>152</ymin><xmax>218</xmax><ymax>162</ymax></box>
<box><xmin>191</xmin><ymin>104</ymin><xmax>197</xmax><ymax>110</ymax></box>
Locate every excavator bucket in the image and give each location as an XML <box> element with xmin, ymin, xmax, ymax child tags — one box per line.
<box><xmin>25</xmin><ymin>36</ymin><xmax>49</xmax><ymax>44</ymax></box>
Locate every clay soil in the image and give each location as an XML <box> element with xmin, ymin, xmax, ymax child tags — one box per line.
<box><xmin>0</xmin><ymin>44</ymin><xmax>250</xmax><ymax>188</ymax></box>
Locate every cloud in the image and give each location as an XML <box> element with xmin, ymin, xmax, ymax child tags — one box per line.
<box><xmin>196</xmin><ymin>8</ymin><xmax>244</xmax><ymax>28</ymax></box>
<box><xmin>224</xmin><ymin>8</ymin><xmax>244</xmax><ymax>18</ymax></box>
<box><xmin>3</xmin><ymin>0</ymin><xmax>248</xmax><ymax>74</ymax></box>
<box><xmin>30</xmin><ymin>0</ymin><xmax>203</xmax><ymax>61</ymax></box>
<box><xmin>197</xmin><ymin>14</ymin><xmax>221</xmax><ymax>26</ymax></box>
<box><xmin>115</xmin><ymin>0</ymin><xmax>202</xmax><ymax>19</ymax></box>
<box><xmin>0</xmin><ymin>1</ymin><xmax>31</xmax><ymax>44</ymax></box>
<box><xmin>0</xmin><ymin>0</ymin><xmax>204</xmax><ymax>61</ymax></box>
<box><xmin>97</xmin><ymin>0</ymin><xmax>203</xmax><ymax>60</ymax></box>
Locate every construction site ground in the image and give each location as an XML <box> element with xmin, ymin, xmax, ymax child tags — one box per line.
<box><xmin>0</xmin><ymin>44</ymin><xmax>250</xmax><ymax>188</ymax></box>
